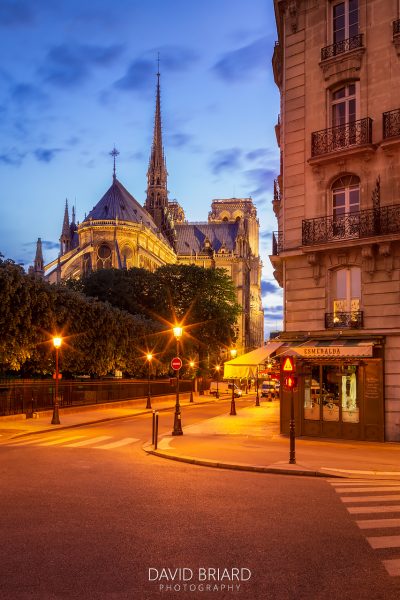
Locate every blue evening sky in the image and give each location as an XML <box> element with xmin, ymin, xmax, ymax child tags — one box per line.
<box><xmin>0</xmin><ymin>0</ymin><xmax>282</xmax><ymax>335</ymax></box>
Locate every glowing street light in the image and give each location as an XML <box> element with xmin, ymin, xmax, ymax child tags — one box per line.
<box><xmin>189</xmin><ymin>360</ymin><xmax>195</xmax><ymax>403</ymax></box>
<box><xmin>230</xmin><ymin>348</ymin><xmax>237</xmax><ymax>416</ymax></box>
<box><xmin>146</xmin><ymin>353</ymin><xmax>153</xmax><ymax>409</ymax></box>
<box><xmin>172</xmin><ymin>325</ymin><xmax>183</xmax><ymax>436</ymax></box>
<box><xmin>51</xmin><ymin>336</ymin><xmax>62</xmax><ymax>425</ymax></box>
<box><xmin>215</xmin><ymin>364</ymin><xmax>221</xmax><ymax>398</ymax></box>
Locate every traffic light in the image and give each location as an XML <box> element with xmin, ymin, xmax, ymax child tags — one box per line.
<box><xmin>284</xmin><ymin>375</ymin><xmax>297</xmax><ymax>389</ymax></box>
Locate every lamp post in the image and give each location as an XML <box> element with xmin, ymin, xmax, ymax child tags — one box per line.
<box><xmin>51</xmin><ymin>336</ymin><xmax>62</xmax><ymax>425</ymax></box>
<box><xmin>189</xmin><ymin>360</ymin><xmax>195</xmax><ymax>403</ymax></box>
<box><xmin>255</xmin><ymin>364</ymin><xmax>260</xmax><ymax>406</ymax></box>
<box><xmin>229</xmin><ymin>348</ymin><xmax>237</xmax><ymax>416</ymax></box>
<box><xmin>146</xmin><ymin>353</ymin><xmax>153</xmax><ymax>409</ymax></box>
<box><xmin>215</xmin><ymin>365</ymin><xmax>220</xmax><ymax>398</ymax></box>
<box><xmin>172</xmin><ymin>325</ymin><xmax>183</xmax><ymax>436</ymax></box>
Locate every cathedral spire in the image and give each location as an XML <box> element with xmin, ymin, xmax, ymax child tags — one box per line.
<box><xmin>28</xmin><ymin>237</ymin><xmax>45</xmax><ymax>278</ymax></box>
<box><xmin>60</xmin><ymin>199</ymin><xmax>71</xmax><ymax>255</ymax></box>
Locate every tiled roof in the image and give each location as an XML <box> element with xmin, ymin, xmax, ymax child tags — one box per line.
<box><xmin>175</xmin><ymin>222</ymin><xmax>238</xmax><ymax>254</ymax></box>
<box><xmin>83</xmin><ymin>178</ymin><xmax>159</xmax><ymax>233</ymax></box>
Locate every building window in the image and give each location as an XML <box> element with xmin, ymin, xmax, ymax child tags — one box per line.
<box><xmin>332</xmin><ymin>174</ymin><xmax>360</xmax><ymax>216</ymax></box>
<box><xmin>332</xmin><ymin>0</ymin><xmax>359</xmax><ymax>44</ymax></box>
<box><xmin>331</xmin><ymin>83</ymin><xmax>357</xmax><ymax>127</ymax></box>
<box><xmin>332</xmin><ymin>266</ymin><xmax>361</xmax><ymax>318</ymax></box>
<box><xmin>96</xmin><ymin>244</ymin><xmax>112</xmax><ymax>270</ymax></box>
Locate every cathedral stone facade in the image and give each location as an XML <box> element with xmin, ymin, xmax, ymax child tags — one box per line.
<box><xmin>32</xmin><ymin>73</ymin><xmax>264</xmax><ymax>353</ymax></box>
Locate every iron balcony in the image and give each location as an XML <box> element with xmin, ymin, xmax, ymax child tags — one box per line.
<box><xmin>321</xmin><ymin>34</ymin><xmax>363</xmax><ymax>61</ymax></box>
<box><xmin>325</xmin><ymin>311</ymin><xmax>364</xmax><ymax>330</ymax></box>
<box><xmin>302</xmin><ymin>204</ymin><xmax>400</xmax><ymax>246</ymax></box>
<box><xmin>311</xmin><ymin>117</ymin><xmax>373</xmax><ymax>157</ymax></box>
<box><xmin>272</xmin><ymin>231</ymin><xmax>283</xmax><ymax>256</ymax></box>
<box><xmin>383</xmin><ymin>108</ymin><xmax>400</xmax><ymax>139</ymax></box>
<box><xmin>394</xmin><ymin>19</ymin><xmax>400</xmax><ymax>38</ymax></box>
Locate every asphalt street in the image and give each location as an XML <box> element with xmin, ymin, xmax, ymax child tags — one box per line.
<box><xmin>1</xmin><ymin>400</ymin><xmax>400</xmax><ymax>600</ymax></box>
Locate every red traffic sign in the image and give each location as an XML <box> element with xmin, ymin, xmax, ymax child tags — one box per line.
<box><xmin>171</xmin><ymin>357</ymin><xmax>182</xmax><ymax>371</ymax></box>
<box><xmin>284</xmin><ymin>375</ymin><xmax>297</xmax><ymax>389</ymax></box>
<box><xmin>282</xmin><ymin>356</ymin><xmax>295</xmax><ymax>372</ymax></box>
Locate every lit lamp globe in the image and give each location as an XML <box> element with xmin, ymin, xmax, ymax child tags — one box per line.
<box><xmin>173</xmin><ymin>326</ymin><xmax>183</xmax><ymax>340</ymax></box>
<box><xmin>53</xmin><ymin>337</ymin><xmax>62</xmax><ymax>349</ymax></box>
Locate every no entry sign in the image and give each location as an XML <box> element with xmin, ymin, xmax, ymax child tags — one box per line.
<box><xmin>171</xmin><ymin>357</ymin><xmax>182</xmax><ymax>371</ymax></box>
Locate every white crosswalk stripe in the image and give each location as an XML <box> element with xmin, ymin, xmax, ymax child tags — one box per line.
<box><xmin>329</xmin><ymin>478</ymin><xmax>400</xmax><ymax>577</ymax></box>
<box><xmin>2</xmin><ymin>434</ymin><xmax>140</xmax><ymax>450</ymax></box>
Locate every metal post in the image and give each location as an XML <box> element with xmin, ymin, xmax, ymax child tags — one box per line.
<box><xmin>51</xmin><ymin>346</ymin><xmax>61</xmax><ymax>425</ymax></box>
<box><xmin>172</xmin><ymin>338</ymin><xmax>183</xmax><ymax>435</ymax></box>
<box><xmin>146</xmin><ymin>360</ymin><xmax>152</xmax><ymax>409</ymax></box>
<box><xmin>289</xmin><ymin>388</ymin><xmax>296</xmax><ymax>464</ymax></box>
<box><xmin>255</xmin><ymin>365</ymin><xmax>260</xmax><ymax>406</ymax></box>
<box><xmin>152</xmin><ymin>410</ymin><xmax>156</xmax><ymax>445</ymax></box>
<box><xmin>230</xmin><ymin>379</ymin><xmax>236</xmax><ymax>416</ymax></box>
<box><xmin>190</xmin><ymin>375</ymin><xmax>194</xmax><ymax>403</ymax></box>
<box><xmin>154</xmin><ymin>412</ymin><xmax>159</xmax><ymax>450</ymax></box>
<box><xmin>216</xmin><ymin>370</ymin><xmax>219</xmax><ymax>398</ymax></box>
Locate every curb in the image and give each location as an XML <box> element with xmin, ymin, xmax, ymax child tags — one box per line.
<box><xmin>142</xmin><ymin>443</ymin><xmax>341</xmax><ymax>478</ymax></box>
<box><xmin>9</xmin><ymin>398</ymin><xmax>218</xmax><ymax>440</ymax></box>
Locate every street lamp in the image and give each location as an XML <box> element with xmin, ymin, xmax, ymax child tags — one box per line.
<box><xmin>146</xmin><ymin>353</ymin><xmax>153</xmax><ymax>409</ymax></box>
<box><xmin>255</xmin><ymin>364</ymin><xmax>260</xmax><ymax>406</ymax></box>
<box><xmin>51</xmin><ymin>336</ymin><xmax>62</xmax><ymax>425</ymax></box>
<box><xmin>189</xmin><ymin>360</ymin><xmax>195</xmax><ymax>403</ymax></box>
<box><xmin>230</xmin><ymin>348</ymin><xmax>237</xmax><ymax>416</ymax></box>
<box><xmin>172</xmin><ymin>325</ymin><xmax>183</xmax><ymax>436</ymax></box>
<box><xmin>215</xmin><ymin>365</ymin><xmax>221</xmax><ymax>398</ymax></box>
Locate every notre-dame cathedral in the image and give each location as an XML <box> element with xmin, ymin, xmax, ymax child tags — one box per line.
<box><xmin>30</xmin><ymin>73</ymin><xmax>264</xmax><ymax>352</ymax></box>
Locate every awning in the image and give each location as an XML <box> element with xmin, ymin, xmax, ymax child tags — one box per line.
<box><xmin>223</xmin><ymin>341</ymin><xmax>284</xmax><ymax>379</ymax></box>
<box><xmin>274</xmin><ymin>339</ymin><xmax>375</xmax><ymax>359</ymax></box>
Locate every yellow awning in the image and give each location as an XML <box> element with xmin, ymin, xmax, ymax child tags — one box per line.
<box><xmin>223</xmin><ymin>341</ymin><xmax>283</xmax><ymax>379</ymax></box>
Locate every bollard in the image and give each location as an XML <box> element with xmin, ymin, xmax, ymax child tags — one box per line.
<box><xmin>152</xmin><ymin>410</ymin><xmax>156</xmax><ymax>445</ymax></box>
<box><xmin>154</xmin><ymin>412</ymin><xmax>159</xmax><ymax>450</ymax></box>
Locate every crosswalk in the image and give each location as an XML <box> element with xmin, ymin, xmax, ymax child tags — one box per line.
<box><xmin>329</xmin><ymin>478</ymin><xmax>400</xmax><ymax>577</ymax></box>
<box><xmin>1</xmin><ymin>433</ymin><xmax>140</xmax><ymax>451</ymax></box>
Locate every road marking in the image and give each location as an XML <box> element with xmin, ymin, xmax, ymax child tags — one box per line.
<box><xmin>330</xmin><ymin>481</ymin><xmax>400</xmax><ymax>486</ymax></box>
<box><xmin>8</xmin><ymin>436</ymin><xmax>63</xmax><ymax>446</ymax></box>
<box><xmin>334</xmin><ymin>486</ymin><xmax>400</xmax><ymax>493</ymax></box>
<box><xmin>94</xmin><ymin>437</ymin><xmax>139</xmax><ymax>449</ymax></box>
<box><xmin>348</xmin><ymin>505</ymin><xmax>400</xmax><ymax>514</ymax></box>
<box><xmin>38</xmin><ymin>436</ymin><xmax>86</xmax><ymax>446</ymax></box>
<box><xmin>356</xmin><ymin>518</ymin><xmax>400</xmax><ymax>529</ymax></box>
<box><xmin>341</xmin><ymin>494</ymin><xmax>400</xmax><ymax>503</ymax></box>
<box><xmin>367</xmin><ymin>535</ymin><xmax>400</xmax><ymax>549</ymax></box>
<box><xmin>323</xmin><ymin>468</ymin><xmax>400</xmax><ymax>475</ymax></box>
<box><xmin>382</xmin><ymin>559</ymin><xmax>400</xmax><ymax>577</ymax></box>
<box><xmin>65</xmin><ymin>436</ymin><xmax>112</xmax><ymax>447</ymax></box>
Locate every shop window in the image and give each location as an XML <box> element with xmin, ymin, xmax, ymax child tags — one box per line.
<box><xmin>96</xmin><ymin>244</ymin><xmax>112</xmax><ymax>270</ymax></box>
<box><xmin>332</xmin><ymin>266</ymin><xmax>361</xmax><ymax>319</ymax></box>
<box><xmin>303</xmin><ymin>364</ymin><xmax>359</xmax><ymax>423</ymax></box>
<box><xmin>332</xmin><ymin>0</ymin><xmax>359</xmax><ymax>44</ymax></box>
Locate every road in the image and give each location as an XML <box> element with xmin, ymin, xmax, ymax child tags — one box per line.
<box><xmin>0</xmin><ymin>399</ymin><xmax>400</xmax><ymax>600</ymax></box>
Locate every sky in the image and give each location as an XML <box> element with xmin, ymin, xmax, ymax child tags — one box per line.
<box><xmin>0</xmin><ymin>0</ymin><xmax>282</xmax><ymax>336</ymax></box>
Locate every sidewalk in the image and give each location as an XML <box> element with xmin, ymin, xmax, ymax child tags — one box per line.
<box><xmin>143</xmin><ymin>399</ymin><xmax>400</xmax><ymax>480</ymax></box>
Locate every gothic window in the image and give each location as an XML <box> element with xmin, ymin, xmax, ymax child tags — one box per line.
<box><xmin>96</xmin><ymin>244</ymin><xmax>112</xmax><ymax>270</ymax></box>
<box><xmin>122</xmin><ymin>247</ymin><xmax>134</xmax><ymax>269</ymax></box>
<box><xmin>332</xmin><ymin>0</ymin><xmax>359</xmax><ymax>44</ymax></box>
<box><xmin>332</xmin><ymin>266</ymin><xmax>361</xmax><ymax>320</ymax></box>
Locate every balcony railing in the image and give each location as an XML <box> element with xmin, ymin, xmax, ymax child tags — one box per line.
<box><xmin>394</xmin><ymin>19</ymin><xmax>400</xmax><ymax>37</ymax></box>
<box><xmin>311</xmin><ymin>117</ymin><xmax>373</xmax><ymax>157</ymax></box>
<box><xmin>272</xmin><ymin>231</ymin><xmax>283</xmax><ymax>255</ymax></box>
<box><xmin>302</xmin><ymin>203</ymin><xmax>400</xmax><ymax>246</ymax></box>
<box><xmin>383</xmin><ymin>108</ymin><xmax>400</xmax><ymax>139</ymax></box>
<box><xmin>325</xmin><ymin>311</ymin><xmax>364</xmax><ymax>329</ymax></box>
<box><xmin>321</xmin><ymin>34</ymin><xmax>363</xmax><ymax>61</ymax></box>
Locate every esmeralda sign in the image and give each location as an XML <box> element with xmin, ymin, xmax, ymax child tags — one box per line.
<box><xmin>294</xmin><ymin>345</ymin><xmax>373</xmax><ymax>358</ymax></box>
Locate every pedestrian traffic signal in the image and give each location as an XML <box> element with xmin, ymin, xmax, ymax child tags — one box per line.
<box><xmin>282</xmin><ymin>356</ymin><xmax>295</xmax><ymax>372</ymax></box>
<box><xmin>284</xmin><ymin>375</ymin><xmax>297</xmax><ymax>389</ymax></box>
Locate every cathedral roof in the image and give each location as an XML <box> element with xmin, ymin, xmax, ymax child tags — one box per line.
<box><xmin>83</xmin><ymin>177</ymin><xmax>159</xmax><ymax>233</ymax></box>
<box><xmin>175</xmin><ymin>222</ymin><xmax>239</xmax><ymax>254</ymax></box>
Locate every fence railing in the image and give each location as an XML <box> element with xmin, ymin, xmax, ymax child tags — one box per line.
<box><xmin>311</xmin><ymin>117</ymin><xmax>373</xmax><ymax>157</ymax></box>
<box><xmin>321</xmin><ymin>34</ymin><xmax>363</xmax><ymax>61</ymax></box>
<box><xmin>325</xmin><ymin>311</ymin><xmax>364</xmax><ymax>329</ymax></box>
<box><xmin>383</xmin><ymin>108</ymin><xmax>400</xmax><ymax>139</ymax></box>
<box><xmin>272</xmin><ymin>231</ymin><xmax>283</xmax><ymax>255</ymax></box>
<box><xmin>0</xmin><ymin>379</ymin><xmax>195</xmax><ymax>417</ymax></box>
<box><xmin>394</xmin><ymin>19</ymin><xmax>400</xmax><ymax>37</ymax></box>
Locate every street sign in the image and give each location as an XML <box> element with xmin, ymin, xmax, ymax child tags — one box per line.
<box><xmin>284</xmin><ymin>375</ymin><xmax>297</xmax><ymax>389</ymax></box>
<box><xmin>171</xmin><ymin>357</ymin><xmax>182</xmax><ymax>371</ymax></box>
<box><xmin>282</xmin><ymin>356</ymin><xmax>295</xmax><ymax>372</ymax></box>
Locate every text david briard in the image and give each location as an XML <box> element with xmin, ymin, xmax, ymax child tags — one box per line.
<box><xmin>148</xmin><ymin>567</ymin><xmax>252</xmax><ymax>593</ymax></box>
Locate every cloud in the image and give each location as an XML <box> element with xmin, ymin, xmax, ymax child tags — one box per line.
<box><xmin>213</xmin><ymin>37</ymin><xmax>269</xmax><ymax>82</ymax></box>
<box><xmin>0</xmin><ymin>1</ymin><xmax>34</xmax><ymax>26</ymax></box>
<box><xmin>41</xmin><ymin>240</ymin><xmax>59</xmax><ymax>250</ymax></box>
<box><xmin>39</xmin><ymin>43</ymin><xmax>124</xmax><ymax>88</ymax></box>
<box><xmin>166</xmin><ymin>133</ymin><xmax>193</xmax><ymax>148</ymax></box>
<box><xmin>34</xmin><ymin>147</ymin><xmax>63</xmax><ymax>163</ymax></box>
<box><xmin>264</xmin><ymin>305</ymin><xmax>283</xmax><ymax>320</ymax></box>
<box><xmin>0</xmin><ymin>148</ymin><xmax>26</xmax><ymax>166</ymax></box>
<box><xmin>244</xmin><ymin>167</ymin><xmax>275</xmax><ymax>197</ymax></box>
<box><xmin>114</xmin><ymin>46</ymin><xmax>198</xmax><ymax>93</ymax></box>
<box><xmin>261</xmin><ymin>280</ymin><xmax>279</xmax><ymax>295</ymax></box>
<box><xmin>246</xmin><ymin>148</ymin><xmax>270</xmax><ymax>162</ymax></box>
<box><xmin>10</xmin><ymin>83</ymin><xmax>48</xmax><ymax>108</ymax></box>
<box><xmin>210</xmin><ymin>148</ymin><xmax>242</xmax><ymax>175</ymax></box>
<box><xmin>260</xmin><ymin>231</ymin><xmax>272</xmax><ymax>240</ymax></box>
